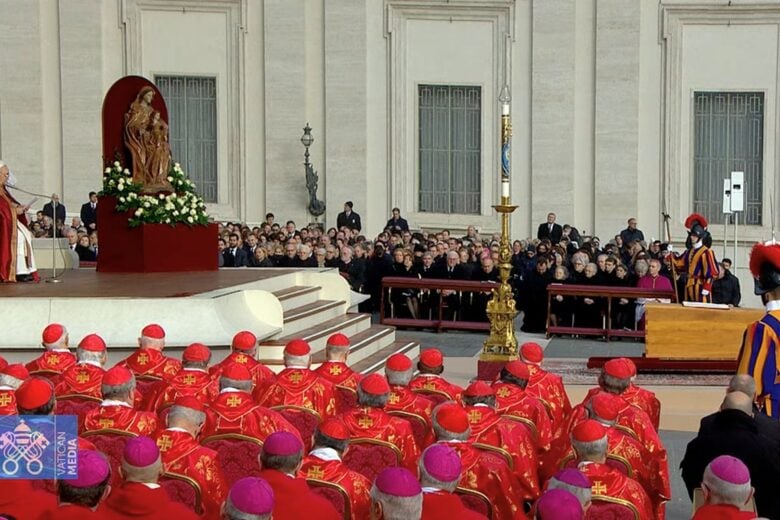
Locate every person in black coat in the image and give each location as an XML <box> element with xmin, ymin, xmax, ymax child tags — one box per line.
<box><xmin>337</xmin><ymin>246</ymin><xmax>365</xmax><ymax>292</ymax></box>
<box><xmin>80</xmin><ymin>191</ymin><xmax>98</xmax><ymax>231</ymax></box>
<box><xmin>537</xmin><ymin>212</ymin><xmax>563</xmax><ymax>244</ymax></box>
<box><xmin>222</xmin><ymin>233</ymin><xmax>248</xmax><ymax>267</ymax></box>
<box><xmin>681</xmin><ymin>391</ymin><xmax>780</xmax><ymax>519</ymax></box>
<box><xmin>336</xmin><ymin>201</ymin><xmax>361</xmax><ymax>232</ymax></box>
<box><xmin>42</xmin><ymin>194</ymin><xmax>66</xmax><ymax>224</ymax></box>
<box><xmin>520</xmin><ymin>257</ymin><xmax>553</xmax><ymax>333</ymax></box>
<box><xmin>385</xmin><ymin>207</ymin><xmax>409</xmax><ymax>233</ymax></box>
<box><xmin>712</xmin><ymin>260</ymin><xmax>741</xmax><ymax>306</ymax></box>
<box><xmin>364</xmin><ymin>243</ymin><xmax>393</xmax><ymax>313</ymax></box>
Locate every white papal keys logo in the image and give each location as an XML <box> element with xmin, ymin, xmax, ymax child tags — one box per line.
<box><xmin>0</xmin><ymin>419</ymin><xmax>50</xmax><ymax>475</ymax></box>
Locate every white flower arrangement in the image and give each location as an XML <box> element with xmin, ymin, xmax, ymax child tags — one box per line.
<box><xmin>100</xmin><ymin>161</ymin><xmax>209</xmax><ymax>227</ymax></box>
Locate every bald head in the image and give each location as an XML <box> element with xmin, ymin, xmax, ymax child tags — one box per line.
<box><xmin>722</xmin><ymin>391</ymin><xmax>753</xmax><ymax>416</ymax></box>
<box><xmin>727</xmin><ymin>375</ymin><xmax>756</xmax><ymax>400</ymax></box>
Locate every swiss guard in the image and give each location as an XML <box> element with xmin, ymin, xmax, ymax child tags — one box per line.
<box><xmin>667</xmin><ymin>213</ymin><xmax>719</xmax><ymax>302</ymax></box>
<box><xmin>737</xmin><ymin>241</ymin><xmax>780</xmax><ymax>417</ymax></box>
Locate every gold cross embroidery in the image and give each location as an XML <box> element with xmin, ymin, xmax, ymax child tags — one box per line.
<box><xmin>76</xmin><ymin>372</ymin><xmax>90</xmax><ymax>384</ymax></box>
<box><xmin>48</xmin><ymin>354</ymin><xmax>60</xmax><ymax>365</ymax></box>
<box><xmin>157</xmin><ymin>435</ymin><xmax>173</xmax><ymax>452</ymax></box>
<box><xmin>227</xmin><ymin>395</ymin><xmax>242</xmax><ymax>408</ymax></box>
<box><xmin>388</xmin><ymin>393</ymin><xmax>400</xmax><ymax>405</ymax></box>
<box><xmin>137</xmin><ymin>353</ymin><xmax>150</xmax><ymax>366</ymax></box>
<box><xmin>592</xmin><ymin>481</ymin><xmax>607</xmax><ymax>495</ymax></box>
<box><xmin>182</xmin><ymin>374</ymin><xmax>197</xmax><ymax>385</ymax></box>
<box><xmin>0</xmin><ymin>394</ymin><xmax>12</xmax><ymax>407</ymax></box>
<box><xmin>467</xmin><ymin>410</ymin><xmax>482</xmax><ymax>423</ymax></box>
<box><xmin>234</xmin><ymin>354</ymin><xmax>248</xmax><ymax>364</ymax></box>
<box><xmin>98</xmin><ymin>418</ymin><xmax>114</xmax><ymax>429</ymax></box>
<box><xmin>358</xmin><ymin>417</ymin><xmax>374</xmax><ymax>428</ymax></box>
<box><xmin>289</xmin><ymin>372</ymin><xmax>303</xmax><ymax>384</ymax></box>
<box><xmin>307</xmin><ymin>466</ymin><xmax>325</xmax><ymax>479</ymax></box>
<box><xmin>329</xmin><ymin>365</ymin><xmax>343</xmax><ymax>376</ymax></box>
<box><xmin>496</xmin><ymin>387</ymin><xmax>511</xmax><ymax>398</ymax></box>
<box><xmin>423</xmin><ymin>381</ymin><xmax>437</xmax><ymax>391</ymax></box>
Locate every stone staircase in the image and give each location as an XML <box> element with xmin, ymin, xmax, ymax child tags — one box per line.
<box><xmin>259</xmin><ymin>278</ymin><xmax>419</xmax><ymax>375</ymax></box>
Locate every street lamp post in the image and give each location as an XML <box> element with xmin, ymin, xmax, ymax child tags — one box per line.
<box><xmin>480</xmin><ymin>85</ymin><xmax>519</xmax><ymax>372</ymax></box>
<box><xmin>301</xmin><ymin>123</ymin><xmax>325</xmax><ymax>221</ymax></box>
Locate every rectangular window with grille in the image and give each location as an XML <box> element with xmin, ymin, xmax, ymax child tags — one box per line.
<box><xmin>419</xmin><ymin>85</ymin><xmax>481</xmax><ymax>214</ymax></box>
<box><xmin>155</xmin><ymin>75</ymin><xmax>218</xmax><ymax>203</ymax></box>
<box><xmin>693</xmin><ymin>91</ymin><xmax>763</xmax><ymax>225</ymax></box>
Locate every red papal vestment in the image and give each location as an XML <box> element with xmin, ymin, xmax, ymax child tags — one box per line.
<box><xmin>581</xmin><ymin>384</ymin><xmax>661</xmax><ymax>431</ymax></box>
<box><xmin>315</xmin><ymin>361</ymin><xmax>362</xmax><ymax>390</ymax></box>
<box><xmin>210</xmin><ymin>352</ymin><xmax>276</xmax><ymax>394</ymax></box>
<box><xmin>83</xmin><ymin>401</ymin><xmax>158</xmax><ymax>435</ymax></box>
<box><xmin>526</xmin><ymin>364</ymin><xmax>572</xmax><ymax>444</ymax></box>
<box><xmin>143</xmin><ymin>368</ymin><xmax>219</xmax><ymax>412</ymax></box>
<box><xmin>338</xmin><ymin>406</ymin><xmax>420</xmax><ymax>473</ymax></box>
<box><xmin>464</xmin><ymin>404</ymin><xmax>540</xmax><ymax>501</ymax></box>
<box><xmin>26</xmin><ymin>350</ymin><xmax>77</xmax><ymax>380</ymax></box>
<box><xmin>421</xmin><ymin>489</ymin><xmax>489</xmax><ymax>520</ymax></box>
<box><xmin>408</xmin><ymin>374</ymin><xmax>463</xmax><ymax>401</ymax></box>
<box><xmin>258</xmin><ymin>468</ymin><xmax>340</xmax><ymax>520</ymax></box>
<box><xmin>579</xmin><ymin>461</ymin><xmax>654</xmax><ymax>520</ymax></box>
<box><xmin>440</xmin><ymin>440</ymin><xmax>528</xmax><ymax>520</ymax></box>
<box><xmin>256</xmin><ymin>367</ymin><xmax>338</xmax><ymax>419</ymax></box>
<box><xmin>117</xmin><ymin>348</ymin><xmax>181</xmax><ymax>381</ymax></box>
<box><xmin>387</xmin><ymin>385</ymin><xmax>436</xmax><ymax>448</ymax></box>
<box><xmin>201</xmin><ymin>389</ymin><xmax>301</xmax><ymax>442</ymax></box>
<box><xmin>0</xmin><ymin>387</ymin><xmax>17</xmax><ymax>415</ymax></box>
<box><xmin>299</xmin><ymin>447</ymin><xmax>372</xmax><ymax>520</ymax></box>
<box><xmin>55</xmin><ymin>362</ymin><xmax>106</xmax><ymax>400</ymax></box>
<box><xmin>153</xmin><ymin>427</ymin><xmax>228</xmax><ymax>519</ymax></box>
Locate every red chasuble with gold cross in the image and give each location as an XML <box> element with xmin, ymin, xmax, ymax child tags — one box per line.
<box><xmin>200</xmin><ymin>390</ymin><xmax>301</xmax><ymax>442</ymax></box>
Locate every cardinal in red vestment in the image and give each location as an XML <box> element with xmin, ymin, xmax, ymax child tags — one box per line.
<box><xmin>0</xmin><ymin>363</ymin><xmax>28</xmax><ymax>415</ymax></box>
<box><xmin>299</xmin><ymin>418</ymin><xmax>372</xmax><ymax>520</ymax></box>
<box><xmin>336</xmin><ymin>373</ymin><xmax>420</xmax><ymax>473</ymax></box>
<box><xmin>210</xmin><ymin>330</ymin><xmax>276</xmax><ymax>395</ymax></box>
<box><xmin>0</xmin><ymin>479</ymin><xmax>57</xmax><ymax>519</ymax></box>
<box><xmin>492</xmin><ymin>360</ymin><xmax>554</xmax><ymax>475</ymax></box>
<box><xmin>408</xmin><ymin>348</ymin><xmax>463</xmax><ymax>401</ymax></box>
<box><xmin>259</xmin><ymin>431</ymin><xmax>341</xmax><ymax>520</ymax></box>
<box><xmin>40</xmin><ymin>449</ymin><xmax>112</xmax><ymax>519</ymax></box>
<box><xmin>559</xmin><ymin>392</ymin><xmax>669</xmax><ymax>519</ymax></box>
<box><xmin>315</xmin><ymin>333</ymin><xmax>362</xmax><ymax>411</ymax></box>
<box><xmin>419</xmin><ymin>443</ymin><xmax>488</xmax><ymax>520</ymax></box>
<box><xmin>431</xmin><ymin>403</ymin><xmax>529</xmax><ymax>519</ymax></box>
<box><xmin>116</xmin><ymin>324</ymin><xmax>181</xmax><ymax>384</ymax></box>
<box><xmin>256</xmin><ymin>339</ymin><xmax>338</xmax><ymax>441</ymax></box>
<box><xmin>26</xmin><ymin>323</ymin><xmax>77</xmax><ymax>383</ymax></box>
<box><xmin>102</xmin><ymin>435</ymin><xmax>199</xmax><ymax>520</ymax></box>
<box><xmin>201</xmin><ymin>363</ymin><xmax>301</xmax><ymax>442</ymax></box>
<box><xmin>153</xmin><ymin>396</ymin><xmax>229</xmax><ymax>518</ymax></box>
<box><xmin>572</xmin><ymin>420</ymin><xmax>654</xmax><ymax>520</ymax></box>
<box><xmin>55</xmin><ymin>334</ymin><xmax>109</xmax><ymax>406</ymax></box>
<box><xmin>519</xmin><ymin>342</ymin><xmax>572</xmax><ymax>443</ymax></box>
<box><xmin>461</xmin><ymin>381</ymin><xmax>540</xmax><ymax>500</ymax></box>
<box><xmin>581</xmin><ymin>357</ymin><xmax>661</xmax><ymax>430</ymax></box>
<box><xmin>385</xmin><ymin>353</ymin><xmax>436</xmax><ymax>448</ymax></box>
<box><xmin>143</xmin><ymin>343</ymin><xmax>219</xmax><ymax>412</ymax></box>
<box><xmin>83</xmin><ymin>366</ymin><xmax>158</xmax><ymax>435</ymax></box>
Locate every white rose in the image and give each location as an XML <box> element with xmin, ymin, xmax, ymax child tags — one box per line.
<box><xmin>167</xmin><ymin>176</ymin><xmax>173</xmax><ymax>182</ymax></box>
<box><xmin>159</xmin><ymin>194</ymin><xmax>165</xmax><ymax>200</ymax></box>
<box><xmin>165</xmin><ymin>218</ymin><xmax>171</xmax><ymax>224</ymax></box>
<box><xmin>170</xmin><ymin>193</ymin><xmax>177</xmax><ymax>198</ymax></box>
<box><xmin>187</xmin><ymin>216</ymin><xmax>194</xmax><ymax>223</ymax></box>
<box><xmin>189</xmin><ymin>209</ymin><xmax>196</xmax><ymax>216</ymax></box>
<box><xmin>134</xmin><ymin>209</ymin><xmax>143</xmax><ymax>216</ymax></box>
<box><xmin>104</xmin><ymin>167</ymin><xmax>111</xmax><ymax>174</ymax></box>
<box><xmin>113</xmin><ymin>161</ymin><xmax>120</xmax><ymax>167</ymax></box>
<box><xmin>172</xmin><ymin>210</ymin><xmax>179</xmax><ymax>216</ymax></box>
<box><xmin>123</xmin><ymin>169</ymin><xmax>130</xmax><ymax>174</ymax></box>
<box><xmin>175</xmin><ymin>162</ymin><xmax>181</xmax><ymax>169</ymax></box>
<box><xmin>119</xmin><ymin>197</ymin><xmax>126</xmax><ymax>203</ymax></box>
<box><xmin>109</xmin><ymin>180</ymin><xmax>115</xmax><ymax>186</ymax></box>
<box><xmin>143</xmin><ymin>202</ymin><xmax>150</xmax><ymax>208</ymax></box>
<box><xmin>117</xmin><ymin>184</ymin><xmax>124</xmax><ymax>192</ymax></box>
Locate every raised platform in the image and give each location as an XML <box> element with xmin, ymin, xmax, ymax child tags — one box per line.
<box><xmin>0</xmin><ymin>267</ymin><xmax>418</xmax><ymax>375</ymax></box>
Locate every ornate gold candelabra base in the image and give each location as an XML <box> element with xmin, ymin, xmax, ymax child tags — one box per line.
<box><xmin>480</xmin><ymin>197</ymin><xmax>518</xmax><ymax>362</ymax></box>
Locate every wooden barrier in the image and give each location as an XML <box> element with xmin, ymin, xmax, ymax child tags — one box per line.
<box><xmin>645</xmin><ymin>303</ymin><xmax>763</xmax><ymax>360</ymax></box>
<box><xmin>380</xmin><ymin>277</ymin><xmax>499</xmax><ymax>332</ymax></box>
<box><xmin>546</xmin><ymin>284</ymin><xmax>675</xmax><ymax>342</ymax></box>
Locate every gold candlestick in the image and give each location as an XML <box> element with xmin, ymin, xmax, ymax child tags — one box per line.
<box><xmin>481</xmin><ymin>85</ymin><xmax>518</xmax><ymax>361</ymax></box>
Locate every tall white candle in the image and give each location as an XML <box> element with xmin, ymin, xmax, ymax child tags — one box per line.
<box><xmin>502</xmin><ymin>180</ymin><xmax>509</xmax><ymax>198</ymax></box>
<box><xmin>502</xmin><ymin>102</ymin><xmax>509</xmax><ymax>116</ymax></box>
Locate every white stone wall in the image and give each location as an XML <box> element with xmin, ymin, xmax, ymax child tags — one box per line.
<box><xmin>2</xmin><ymin>0</ymin><xmax>780</xmax><ymax>306</ymax></box>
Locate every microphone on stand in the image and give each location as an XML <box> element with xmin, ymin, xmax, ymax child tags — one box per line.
<box><xmin>8</xmin><ymin>181</ymin><xmax>66</xmax><ymax>283</ymax></box>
